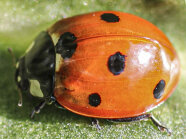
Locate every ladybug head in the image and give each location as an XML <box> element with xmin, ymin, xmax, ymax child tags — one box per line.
<box><xmin>15</xmin><ymin>31</ymin><xmax>55</xmax><ymax>99</ymax></box>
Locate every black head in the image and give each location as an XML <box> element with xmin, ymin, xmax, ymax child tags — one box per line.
<box><xmin>15</xmin><ymin>31</ymin><xmax>55</xmax><ymax>98</ymax></box>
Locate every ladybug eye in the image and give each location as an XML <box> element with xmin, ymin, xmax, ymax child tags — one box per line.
<box><xmin>153</xmin><ymin>80</ymin><xmax>166</xmax><ymax>99</ymax></box>
<box><xmin>108</xmin><ymin>52</ymin><xmax>126</xmax><ymax>75</ymax></box>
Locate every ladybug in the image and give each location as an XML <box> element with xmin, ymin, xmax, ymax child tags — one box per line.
<box><xmin>15</xmin><ymin>11</ymin><xmax>180</xmax><ymax>134</ymax></box>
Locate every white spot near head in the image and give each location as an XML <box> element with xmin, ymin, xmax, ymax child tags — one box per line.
<box><xmin>56</xmin><ymin>54</ymin><xmax>64</xmax><ymax>72</ymax></box>
<box><xmin>30</xmin><ymin>80</ymin><xmax>44</xmax><ymax>98</ymax></box>
<box><xmin>51</xmin><ymin>34</ymin><xmax>59</xmax><ymax>45</ymax></box>
<box><xmin>17</xmin><ymin>76</ymin><xmax>21</xmax><ymax>82</ymax></box>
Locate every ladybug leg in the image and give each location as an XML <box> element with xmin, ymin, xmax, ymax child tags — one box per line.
<box><xmin>107</xmin><ymin>114</ymin><xmax>171</xmax><ymax>135</ymax></box>
<box><xmin>91</xmin><ymin>118</ymin><xmax>101</xmax><ymax>130</ymax></box>
<box><xmin>149</xmin><ymin>114</ymin><xmax>171</xmax><ymax>135</ymax></box>
<box><xmin>49</xmin><ymin>95</ymin><xmax>66</xmax><ymax>110</ymax></box>
<box><xmin>30</xmin><ymin>100</ymin><xmax>46</xmax><ymax>119</ymax></box>
<box><xmin>54</xmin><ymin>102</ymin><xmax>66</xmax><ymax>110</ymax></box>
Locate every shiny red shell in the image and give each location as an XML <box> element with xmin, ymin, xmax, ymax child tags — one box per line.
<box><xmin>48</xmin><ymin>11</ymin><xmax>180</xmax><ymax>118</ymax></box>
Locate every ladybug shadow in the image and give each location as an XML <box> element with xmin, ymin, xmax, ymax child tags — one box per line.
<box><xmin>5</xmin><ymin>92</ymin><xmax>108</xmax><ymax>129</ymax></box>
<box><xmin>3</xmin><ymin>83</ymin><xmax>97</xmax><ymax>128</ymax></box>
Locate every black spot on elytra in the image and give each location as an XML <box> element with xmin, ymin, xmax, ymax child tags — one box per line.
<box><xmin>153</xmin><ymin>80</ymin><xmax>166</xmax><ymax>99</ymax></box>
<box><xmin>89</xmin><ymin>93</ymin><xmax>101</xmax><ymax>107</ymax></box>
<box><xmin>101</xmin><ymin>13</ymin><xmax>120</xmax><ymax>22</ymax></box>
<box><xmin>108</xmin><ymin>52</ymin><xmax>126</xmax><ymax>75</ymax></box>
<box><xmin>56</xmin><ymin>32</ymin><xmax>77</xmax><ymax>58</ymax></box>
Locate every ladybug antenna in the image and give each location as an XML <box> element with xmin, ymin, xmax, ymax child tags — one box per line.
<box><xmin>7</xmin><ymin>48</ymin><xmax>16</xmax><ymax>67</ymax></box>
<box><xmin>8</xmin><ymin>48</ymin><xmax>23</xmax><ymax>107</ymax></box>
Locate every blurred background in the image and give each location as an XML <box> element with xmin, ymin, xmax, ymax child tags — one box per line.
<box><xmin>0</xmin><ymin>0</ymin><xmax>185</xmax><ymax>138</ymax></box>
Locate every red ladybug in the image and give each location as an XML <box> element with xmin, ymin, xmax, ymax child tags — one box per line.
<box><xmin>15</xmin><ymin>11</ymin><xmax>180</xmax><ymax>135</ymax></box>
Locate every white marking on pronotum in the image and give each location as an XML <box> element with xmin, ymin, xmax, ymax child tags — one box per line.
<box><xmin>29</xmin><ymin>80</ymin><xmax>44</xmax><ymax>98</ymax></box>
<box><xmin>51</xmin><ymin>34</ymin><xmax>59</xmax><ymax>45</ymax></box>
<box><xmin>25</xmin><ymin>41</ymin><xmax>35</xmax><ymax>53</ymax></box>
